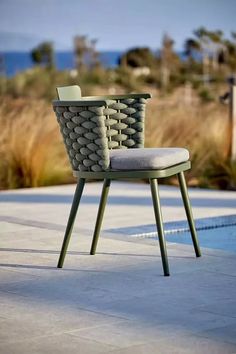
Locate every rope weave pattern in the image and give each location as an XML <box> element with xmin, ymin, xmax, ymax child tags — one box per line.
<box><xmin>54</xmin><ymin>97</ymin><xmax>147</xmax><ymax>172</ymax></box>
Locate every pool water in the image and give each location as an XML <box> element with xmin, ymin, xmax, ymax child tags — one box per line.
<box><xmin>165</xmin><ymin>225</ymin><xmax>236</xmax><ymax>253</ymax></box>
<box><xmin>107</xmin><ymin>215</ymin><xmax>236</xmax><ymax>252</ymax></box>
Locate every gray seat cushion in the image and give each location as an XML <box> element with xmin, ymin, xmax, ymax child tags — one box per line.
<box><xmin>110</xmin><ymin>148</ymin><xmax>189</xmax><ymax>170</ymax></box>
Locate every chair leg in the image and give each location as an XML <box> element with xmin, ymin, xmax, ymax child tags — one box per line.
<box><xmin>90</xmin><ymin>178</ymin><xmax>111</xmax><ymax>255</ymax></box>
<box><xmin>177</xmin><ymin>171</ymin><xmax>201</xmax><ymax>257</ymax></box>
<box><xmin>57</xmin><ymin>178</ymin><xmax>85</xmax><ymax>268</ymax></box>
<box><xmin>150</xmin><ymin>178</ymin><xmax>170</xmax><ymax>276</ymax></box>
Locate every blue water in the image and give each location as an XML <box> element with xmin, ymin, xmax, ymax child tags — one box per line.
<box><xmin>107</xmin><ymin>215</ymin><xmax>236</xmax><ymax>253</ymax></box>
<box><xmin>0</xmin><ymin>51</ymin><xmax>123</xmax><ymax>77</ymax></box>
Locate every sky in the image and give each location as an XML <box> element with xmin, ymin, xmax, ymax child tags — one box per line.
<box><xmin>0</xmin><ymin>0</ymin><xmax>236</xmax><ymax>51</ymax></box>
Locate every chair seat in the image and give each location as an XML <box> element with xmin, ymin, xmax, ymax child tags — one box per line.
<box><xmin>110</xmin><ymin>148</ymin><xmax>189</xmax><ymax>170</ymax></box>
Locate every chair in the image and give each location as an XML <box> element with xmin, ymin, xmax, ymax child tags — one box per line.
<box><xmin>52</xmin><ymin>85</ymin><xmax>201</xmax><ymax>276</ymax></box>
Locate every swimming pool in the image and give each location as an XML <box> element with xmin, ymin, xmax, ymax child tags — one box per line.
<box><xmin>107</xmin><ymin>214</ymin><xmax>236</xmax><ymax>252</ymax></box>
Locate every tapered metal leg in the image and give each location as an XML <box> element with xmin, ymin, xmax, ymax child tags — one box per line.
<box><xmin>90</xmin><ymin>179</ymin><xmax>111</xmax><ymax>255</ymax></box>
<box><xmin>150</xmin><ymin>178</ymin><xmax>170</xmax><ymax>276</ymax></box>
<box><xmin>178</xmin><ymin>171</ymin><xmax>201</xmax><ymax>257</ymax></box>
<box><xmin>57</xmin><ymin>178</ymin><xmax>85</xmax><ymax>268</ymax></box>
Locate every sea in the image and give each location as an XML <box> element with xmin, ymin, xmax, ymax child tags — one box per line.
<box><xmin>0</xmin><ymin>51</ymin><xmax>123</xmax><ymax>77</ymax></box>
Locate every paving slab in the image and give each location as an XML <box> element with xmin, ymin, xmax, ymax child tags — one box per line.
<box><xmin>0</xmin><ymin>181</ymin><xmax>236</xmax><ymax>353</ymax></box>
<box><xmin>0</xmin><ymin>334</ymin><xmax>118</xmax><ymax>354</ymax></box>
<box><xmin>110</xmin><ymin>335</ymin><xmax>236</xmax><ymax>354</ymax></box>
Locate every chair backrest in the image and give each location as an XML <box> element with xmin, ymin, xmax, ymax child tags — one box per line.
<box><xmin>57</xmin><ymin>85</ymin><xmax>81</xmax><ymax>100</ymax></box>
<box><xmin>53</xmin><ymin>85</ymin><xmax>150</xmax><ymax>172</ymax></box>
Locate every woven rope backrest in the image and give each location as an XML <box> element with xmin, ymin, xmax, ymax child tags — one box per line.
<box><xmin>54</xmin><ymin>105</ymin><xmax>109</xmax><ymax>172</ymax></box>
<box><xmin>103</xmin><ymin>98</ymin><xmax>146</xmax><ymax>149</ymax></box>
<box><xmin>53</xmin><ymin>95</ymin><xmax>148</xmax><ymax>172</ymax></box>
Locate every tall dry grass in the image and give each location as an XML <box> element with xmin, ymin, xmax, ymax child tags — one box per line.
<box><xmin>0</xmin><ymin>86</ymin><xmax>235</xmax><ymax>190</ymax></box>
<box><xmin>145</xmin><ymin>88</ymin><xmax>234</xmax><ymax>188</ymax></box>
<box><xmin>0</xmin><ymin>98</ymin><xmax>72</xmax><ymax>189</ymax></box>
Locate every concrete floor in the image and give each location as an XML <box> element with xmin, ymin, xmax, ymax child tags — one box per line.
<box><xmin>0</xmin><ymin>181</ymin><xmax>236</xmax><ymax>354</ymax></box>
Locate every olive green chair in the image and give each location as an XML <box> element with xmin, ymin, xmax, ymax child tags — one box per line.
<box><xmin>52</xmin><ymin>85</ymin><xmax>201</xmax><ymax>276</ymax></box>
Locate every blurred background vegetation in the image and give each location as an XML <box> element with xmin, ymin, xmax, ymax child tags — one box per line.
<box><xmin>0</xmin><ymin>27</ymin><xmax>236</xmax><ymax>190</ymax></box>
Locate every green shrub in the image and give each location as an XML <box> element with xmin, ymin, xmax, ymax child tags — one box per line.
<box><xmin>198</xmin><ymin>88</ymin><xmax>214</xmax><ymax>102</ymax></box>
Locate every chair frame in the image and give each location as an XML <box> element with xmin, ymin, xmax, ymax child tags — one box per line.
<box><xmin>57</xmin><ymin>162</ymin><xmax>201</xmax><ymax>276</ymax></box>
<box><xmin>53</xmin><ymin>92</ymin><xmax>201</xmax><ymax>276</ymax></box>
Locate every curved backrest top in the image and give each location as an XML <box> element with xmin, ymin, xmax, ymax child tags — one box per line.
<box><xmin>56</xmin><ymin>85</ymin><xmax>151</xmax><ymax>102</ymax></box>
<box><xmin>57</xmin><ymin>85</ymin><xmax>81</xmax><ymax>100</ymax></box>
